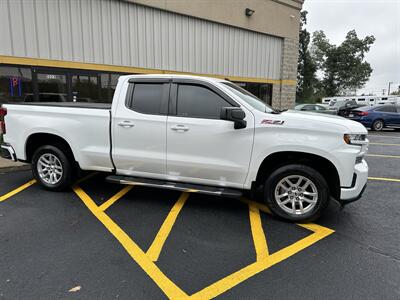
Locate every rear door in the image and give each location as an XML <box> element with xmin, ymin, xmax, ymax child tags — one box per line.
<box><xmin>375</xmin><ymin>106</ymin><xmax>398</xmax><ymax>126</ymax></box>
<box><xmin>166</xmin><ymin>80</ymin><xmax>254</xmax><ymax>188</ymax></box>
<box><xmin>112</xmin><ymin>78</ymin><xmax>170</xmax><ymax>178</ymax></box>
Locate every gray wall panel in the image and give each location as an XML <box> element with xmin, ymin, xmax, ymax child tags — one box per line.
<box><xmin>0</xmin><ymin>0</ymin><xmax>283</xmax><ymax>80</ymax></box>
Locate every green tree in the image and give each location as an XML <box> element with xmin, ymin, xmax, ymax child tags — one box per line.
<box><xmin>390</xmin><ymin>86</ymin><xmax>400</xmax><ymax>95</ymax></box>
<box><xmin>296</xmin><ymin>11</ymin><xmax>318</xmax><ymax>103</ymax></box>
<box><xmin>311</xmin><ymin>30</ymin><xmax>375</xmax><ymax>96</ymax></box>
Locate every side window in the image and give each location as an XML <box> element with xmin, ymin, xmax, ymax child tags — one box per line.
<box><xmin>129</xmin><ymin>83</ymin><xmax>164</xmax><ymax>115</ymax></box>
<box><xmin>376</xmin><ymin>106</ymin><xmax>396</xmax><ymax>113</ymax></box>
<box><xmin>176</xmin><ymin>84</ymin><xmax>231</xmax><ymax>119</ymax></box>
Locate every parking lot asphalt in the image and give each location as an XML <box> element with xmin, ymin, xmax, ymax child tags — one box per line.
<box><xmin>0</xmin><ymin>131</ymin><xmax>399</xmax><ymax>299</ymax></box>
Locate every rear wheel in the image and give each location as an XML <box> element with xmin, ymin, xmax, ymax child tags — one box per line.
<box><xmin>371</xmin><ymin>119</ymin><xmax>384</xmax><ymax>131</ymax></box>
<box><xmin>32</xmin><ymin>145</ymin><xmax>74</xmax><ymax>191</ymax></box>
<box><xmin>263</xmin><ymin>164</ymin><xmax>329</xmax><ymax>222</ymax></box>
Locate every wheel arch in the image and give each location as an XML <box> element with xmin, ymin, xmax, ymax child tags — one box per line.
<box><xmin>254</xmin><ymin>151</ymin><xmax>341</xmax><ymax>200</ymax></box>
<box><xmin>25</xmin><ymin>133</ymin><xmax>76</xmax><ymax>164</ymax></box>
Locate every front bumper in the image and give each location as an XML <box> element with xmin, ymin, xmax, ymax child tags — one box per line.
<box><xmin>339</xmin><ymin>159</ymin><xmax>368</xmax><ymax>205</ymax></box>
<box><xmin>0</xmin><ymin>143</ymin><xmax>17</xmax><ymax>162</ymax></box>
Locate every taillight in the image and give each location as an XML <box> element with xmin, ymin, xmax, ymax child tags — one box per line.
<box><xmin>0</xmin><ymin>107</ymin><xmax>7</xmax><ymax>134</ymax></box>
<box><xmin>357</xmin><ymin>111</ymin><xmax>368</xmax><ymax>116</ymax></box>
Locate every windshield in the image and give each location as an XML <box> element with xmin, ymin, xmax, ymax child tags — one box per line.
<box><xmin>222</xmin><ymin>82</ymin><xmax>274</xmax><ymax>113</ymax></box>
<box><xmin>333</xmin><ymin>101</ymin><xmax>346</xmax><ymax>108</ymax></box>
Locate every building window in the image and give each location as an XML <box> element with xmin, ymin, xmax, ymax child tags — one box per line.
<box><xmin>0</xmin><ymin>65</ymin><xmax>128</xmax><ymax>104</ymax></box>
<box><xmin>36</xmin><ymin>73</ymin><xmax>68</xmax><ymax>102</ymax></box>
<box><xmin>233</xmin><ymin>82</ymin><xmax>272</xmax><ymax>105</ymax></box>
<box><xmin>100</xmin><ymin>73</ymin><xmax>126</xmax><ymax>103</ymax></box>
<box><xmin>0</xmin><ymin>66</ymin><xmax>33</xmax><ymax>104</ymax></box>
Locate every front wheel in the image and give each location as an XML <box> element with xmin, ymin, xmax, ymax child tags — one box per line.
<box><xmin>32</xmin><ymin>145</ymin><xmax>74</xmax><ymax>191</ymax></box>
<box><xmin>264</xmin><ymin>164</ymin><xmax>329</xmax><ymax>222</ymax></box>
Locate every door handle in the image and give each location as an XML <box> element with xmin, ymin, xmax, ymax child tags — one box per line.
<box><xmin>171</xmin><ymin>125</ymin><xmax>189</xmax><ymax>132</ymax></box>
<box><xmin>118</xmin><ymin>121</ymin><xmax>135</xmax><ymax>128</ymax></box>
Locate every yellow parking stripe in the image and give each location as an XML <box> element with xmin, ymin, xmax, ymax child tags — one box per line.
<box><xmin>73</xmin><ymin>186</ymin><xmax>189</xmax><ymax>299</ymax></box>
<box><xmin>0</xmin><ymin>179</ymin><xmax>36</xmax><ymax>202</ymax></box>
<box><xmin>368</xmin><ymin>177</ymin><xmax>400</xmax><ymax>183</ymax></box>
<box><xmin>99</xmin><ymin>186</ymin><xmax>134</xmax><ymax>211</ymax></box>
<box><xmin>147</xmin><ymin>192</ymin><xmax>189</xmax><ymax>262</ymax></box>
<box><xmin>369</xmin><ymin>142</ymin><xmax>400</xmax><ymax>146</ymax></box>
<box><xmin>74</xmin><ymin>172</ymin><xmax>98</xmax><ymax>185</ymax></box>
<box><xmin>249</xmin><ymin>203</ymin><xmax>269</xmax><ymax>261</ymax></box>
<box><xmin>366</xmin><ymin>154</ymin><xmax>400</xmax><ymax>159</ymax></box>
<box><xmin>190</xmin><ymin>202</ymin><xmax>334</xmax><ymax>300</ymax></box>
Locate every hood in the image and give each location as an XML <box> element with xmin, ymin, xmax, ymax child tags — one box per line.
<box><xmin>281</xmin><ymin>110</ymin><xmax>368</xmax><ymax>134</ymax></box>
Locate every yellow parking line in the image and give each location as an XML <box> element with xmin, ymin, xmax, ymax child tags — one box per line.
<box><xmin>248</xmin><ymin>203</ymin><xmax>269</xmax><ymax>261</ymax></box>
<box><xmin>99</xmin><ymin>186</ymin><xmax>134</xmax><ymax>211</ymax></box>
<box><xmin>0</xmin><ymin>179</ymin><xmax>36</xmax><ymax>202</ymax></box>
<box><xmin>368</xmin><ymin>177</ymin><xmax>400</xmax><ymax>183</ymax></box>
<box><xmin>190</xmin><ymin>202</ymin><xmax>334</xmax><ymax>300</ymax></box>
<box><xmin>240</xmin><ymin>197</ymin><xmax>271</xmax><ymax>214</ymax></box>
<box><xmin>73</xmin><ymin>172</ymin><xmax>99</xmax><ymax>185</ymax></box>
<box><xmin>369</xmin><ymin>142</ymin><xmax>400</xmax><ymax>146</ymax></box>
<box><xmin>73</xmin><ymin>186</ymin><xmax>189</xmax><ymax>299</ymax></box>
<box><xmin>366</xmin><ymin>154</ymin><xmax>400</xmax><ymax>159</ymax></box>
<box><xmin>147</xmin><ymin>192</ymin><xmax>189</xmax><ymax>262</ymax></box>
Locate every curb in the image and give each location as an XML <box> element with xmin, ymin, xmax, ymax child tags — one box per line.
<box><xmin>0</xmin><ymin>164</ymin><xmax>31</xmax><ymax>173</ymax></box>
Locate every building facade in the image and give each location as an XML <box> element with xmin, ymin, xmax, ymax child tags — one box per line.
<box><xmin>0</xmin><ymin>0</ymin><xmax>303</xmax><ymax>107</ymax></box>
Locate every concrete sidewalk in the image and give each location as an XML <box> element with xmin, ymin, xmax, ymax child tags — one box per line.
<box><xmin>0</xmin><ymin>157</ymin><xmax>30</xmax><ymax>172</ymax></box>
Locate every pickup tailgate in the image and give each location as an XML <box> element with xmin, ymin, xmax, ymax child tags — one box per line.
<box><xmin>3</xmin><ymin>103</ymin><xmax>114</xmax><ymax>172</ymax></box>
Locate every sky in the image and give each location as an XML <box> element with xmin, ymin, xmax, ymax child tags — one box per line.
<box><xmin>303</xmin><ymin>0</ymin><xmax>400</xmax><ymax>95</ymax></box>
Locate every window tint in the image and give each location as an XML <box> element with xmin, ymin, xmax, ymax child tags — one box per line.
<box><xmin>177</xmin><ymin>84</ymin><xmax>231</xmax><ymax>119</ymax></box>
<box><xmin>375</xmin><ymin>106</ymin><xmax>397</xmax><ymax>113</ymax></box>
<box><xmin>130</xmin><ymin>83</ymin><xmax>164</xmax><ymax>114</ymax></box>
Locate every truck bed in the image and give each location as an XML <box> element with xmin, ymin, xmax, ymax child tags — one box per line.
<box><xmin>3</xmin><ymin>102</ymin><xmax>114</xmax><ymax>172</ymax></box>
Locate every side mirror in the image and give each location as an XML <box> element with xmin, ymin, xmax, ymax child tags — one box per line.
<box><xmin>220</xmin><ymin>107</ymin><xmax>247</xmax><ymax>129</ymax></box>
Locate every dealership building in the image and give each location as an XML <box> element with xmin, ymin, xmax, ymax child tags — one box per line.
<box><xmin>0</xmin><ymin>0</ymin><xmax>302</xmax><ymax>108</ymax></box>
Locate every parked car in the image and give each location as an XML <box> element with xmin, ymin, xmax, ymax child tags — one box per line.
<box><xmin>0</xmin><ymin>74</ymin><xmax>369</xmax><ymax>222</ymax></box>
<box><xmin>337</xmin><ymin>101</ymin><xmax>365</xmax><ymax>117</ymax></box>
<box><xmin>349</xmin><ymin>105</ymin><xmax>400</xmax><ymax>131</ymax></box>
<box><xmin>294</xmin><ymin>104</ymin><xmax>336</xmax><ymax>114</ymax></box>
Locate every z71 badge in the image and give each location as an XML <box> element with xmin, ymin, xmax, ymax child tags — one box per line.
<box><xmin>261</xmin><ymin>119</ymin><xmax>285</xmax><ymax>125</ymax></box>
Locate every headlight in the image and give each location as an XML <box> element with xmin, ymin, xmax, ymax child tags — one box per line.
<box><xmin>344</xmin><ymin>134</ymin><xmax>368</xmax><ymax>145</ymax></box>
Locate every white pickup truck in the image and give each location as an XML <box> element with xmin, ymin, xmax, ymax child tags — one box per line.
<box><xmin>0</xmin><ymin>74</ymin><xmax>369</xmax><ymax>222</ymax></box>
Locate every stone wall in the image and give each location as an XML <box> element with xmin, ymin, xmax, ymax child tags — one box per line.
<box><xmin>271</xmin><ymin>37</ymin><xmax>299</xmax><ymax>109</ymax></box>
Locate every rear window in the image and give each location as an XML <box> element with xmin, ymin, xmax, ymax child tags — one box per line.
<box><xmin>130</xmin><ymin>83</ymin><xmax>164</xmax><ymax>115</ymax></box>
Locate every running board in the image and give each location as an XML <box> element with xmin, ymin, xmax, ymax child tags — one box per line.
<box><xmin>106</xmin><ymin>175</ymin><xmax>243</xmax><ymax>198</ymax></box>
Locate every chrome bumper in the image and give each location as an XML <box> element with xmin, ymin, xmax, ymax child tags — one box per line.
<box><xmin>0</xmin><ymin>143</ymin><xmax>17</xmax><ymax>162</ymax></box>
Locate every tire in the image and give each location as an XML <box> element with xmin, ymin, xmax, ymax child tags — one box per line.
<box><xmin>32</xmin><ymin>145</ymin><xmax>74</xmax><ymax>191</ymax></box>
<box><xmin>263</xmin><ymin>164</ymin><xmax>329</xmax><ymax>223</ymax></box>
<box><xmin>371</xmin><ymin>119</ymin><xmax>384</xmax><ymax>131</ymax></box>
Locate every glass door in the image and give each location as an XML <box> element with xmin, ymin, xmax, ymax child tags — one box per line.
<box><xmin>71</xmin><ymin>73</ymin><xmax>99</xmax><ymax>103</ymax></box>
<box><xmin>33</xmin><ymin>68</ymin><xmax>68</xmax><ymax>102</ymax></box>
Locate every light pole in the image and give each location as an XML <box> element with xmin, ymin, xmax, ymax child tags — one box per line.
<box><xmin>388</xmin><ymin>82</ymin><xmax>394</xmax><ymax>95</ymax></box>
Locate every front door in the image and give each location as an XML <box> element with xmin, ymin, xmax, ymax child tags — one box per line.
<box><xmin>166</xmin><ymin>82</ymin><xmax>254</xmax><ymax>188</ymax></box>
<box><xmin>112</xmin><ymin>79</ymin><xmax>170</xmax><ymax>178</ymax></box>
